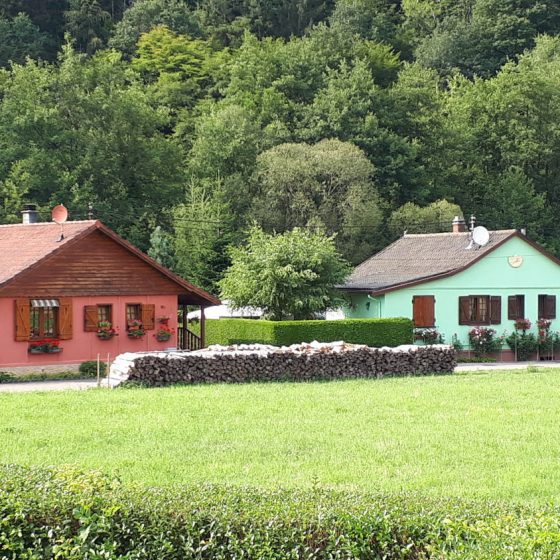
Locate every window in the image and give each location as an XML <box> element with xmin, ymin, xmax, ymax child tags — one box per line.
<box><xmin>126</xmin><ymin>304</ymin><xmax>141</xmax><ymax>323</ymax></box>
<box><xmin>508</xmin><ymin>295</ymin><xmax>525</xmax><ymax>320</ymax></box>
<box><xmin>84</xmin><ymin>304</ymin><xmax>113</xmax><ymax>331</ymax></box>
<box><xmin>97</xmin><ymin>304</ymin><xmax>112</xmax><ymax>323</ymax></box>
<box><xmin>459</xmin><ymin>295</ymin><xmax>501</xmax><ymax>325</ymax></box>
<box><xmin>539</xmin><ymin>294</ymin><xmax>556</xmax><ymax>319</ymax></box>
<box><xmin>15</xmin><ymin>298</ymin><xmax>72</xmax><ymax>342</ymax></box>
<box><xmin>30</xmin><ymin>306</ymin><xmax>58</xmax><ymax>338</ymax></box>
<box><xmin>412</xmin><ymin>295</ymin><xmax>435</xmax><ymax>327</ymax></box>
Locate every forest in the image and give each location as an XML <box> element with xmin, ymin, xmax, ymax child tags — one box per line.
<box><xmin>1</xmin><ymin>0</ymin><xmax>560</xmax><ymax>292</ymax></box>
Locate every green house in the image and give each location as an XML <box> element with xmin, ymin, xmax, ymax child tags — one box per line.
<box><xmin>339</xmin><ymin>219</ymin><xmax>560</xmax><ymax>354</ymax></box>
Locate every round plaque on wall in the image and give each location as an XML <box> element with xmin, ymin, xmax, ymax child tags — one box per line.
<box><xmin>508</xmin><ymin>255</ymin><xmax>523</xmax><ymax>268</ymax></box>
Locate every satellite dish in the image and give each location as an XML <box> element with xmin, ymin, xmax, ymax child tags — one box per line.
<box><xmin>472</xmin><ymin>226</ymin><xmax>490</xmax><ymax>247</ymax></box>
<box><xmin>52</xmin><ymin>204</ymin><xmax>68</xmax><ymax>225</ymax></box>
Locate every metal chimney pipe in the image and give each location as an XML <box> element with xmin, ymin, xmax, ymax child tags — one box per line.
<box><xmin>21</xmin><ymin>204</ymin><xmax>39</xmax><ymax>224</ymax></box>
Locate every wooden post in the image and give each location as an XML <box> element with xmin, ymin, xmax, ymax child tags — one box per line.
<box><xmin>96</xmin><ymin>353</ymin><xmax>101</xmax><ymax>387</ymax></box>
<box><xmin>182</xmin><ymin>305</ymin><xmax>188</xmax><ymax>350</ymax></box>
<box><xmin>200</xmin><ymin>306</ymin><xmax>206</xmax><ymax>348</ymax></box>
<box><xmin>106</xmin><ymin>353</ymin><xmax>111</xmax><ymax>388</ymax></box>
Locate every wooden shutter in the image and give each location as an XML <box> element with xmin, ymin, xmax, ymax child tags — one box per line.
<box><xmin>458</xmin><ymin>296</ymin><xmax>471</xmax><ymax>325</ymax></box>
<box><xmin>14</xmin><ymin>298</ymin><xmax>30</xmax><ymax>341</ymax></box>
<box><xmin>58</xmin><ymin>298</ymin><xmax>73</xmax><ymax>340</ymax></box>
<box><xmin>490</xmin><ymin>296</ymin><xmax>501</xmax><ymax>324</ymax></box>
<box><xmin>538</xmin><ymin>294</ymin><xmax>555</xmax><ymax>319</ymax></box>
<box><xmin>141</xmin><ymin>303</ymin><xmax>155</xmax><ymax>330</ymax></box>
<box><xmin>412</xmin><ymin>296</ymin><xmax>435</xmax><ymax>328</ymax></box>
<box><xmin>508</xmin><ymin>296</ymin><xmax>516</xmax><ymax>320</ymax></box>
<box><xmin>508</xmin><ymin>295</ymin><xmax>524</xmax><ymax>320</ymax></box>
<box><xmin>546</xmin><ymin>295</ymin><xmax>556</xmax><ymax>319</ymax></box>
<box><xmin>84</xmin><ymin>305</ymin><xmax>98</xmax><ymax>332</ymax></box>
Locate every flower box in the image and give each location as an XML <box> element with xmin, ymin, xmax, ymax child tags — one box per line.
<box><xmin>127</xmin><ymin>319</ymin><xmax>145</xmax><ymax>338</ymax></box>
<box><xmin>97</xmin><ymin>321</ymin><xmax>118</xmax><ymax>340</ymax></box>
<box><xmin>128</xmin><ymin>332</ymin><xmax>145</xmax><ymax>339</ymax></box>
<box><xmin>29</xmin><ymin>347</ymin><xmax>62</xmax><ymax>354</ymax></box>
<box><xmin>97</xmin><ymin>333</ymin><xmax>116</xmax><ymax>340</ymax></box>
<box><xmin>156</xmin><ymin>333</ymin><xmax>173</xmax><ymax>342</ymax></box>
<box><xmin>155</xmin><ymin>323</ymin><xmax>174</xmax><ymax>342</ymax></box>
<box><xmin>28</xmin><ymin>339</ymin><xmax>62</xmax><ymax>354</ymax></box>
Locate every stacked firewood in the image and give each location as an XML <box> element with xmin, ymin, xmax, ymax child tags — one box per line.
<box><xmin>118</xmin><ymin>342</ymin><xmax>456</xmax><ymax>386</ymax></box>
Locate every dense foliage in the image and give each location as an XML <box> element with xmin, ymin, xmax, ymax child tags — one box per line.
<box><xmin>2</xmin><ymin>465</ymin><xmax>560</xmax><ymax>559</ymax></box>
<box><xmin>2</xmin><ymin>0</ymin><xmax>560</xmax><ymax>293</ymax></box>
<box><xmin>206</xmin><ymin>317</ymin><xmax>413</xmax><ymax>346</ymax></box>
<box><xmin>219</xmin><ymin>227</ymin><xmax>351</xmax><ymax>319</ymax></box>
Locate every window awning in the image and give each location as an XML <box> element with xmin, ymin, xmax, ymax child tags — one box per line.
<box><xmin>31</xmin><ymin>299</ymin><xmax>60</xmax><ymax>308</ymax></box>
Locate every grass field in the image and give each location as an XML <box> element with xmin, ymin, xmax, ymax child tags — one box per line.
<box><xmin>1</xmin><ymin>368</ymin><xmax>560</xmax><ymax>503</ymax></box>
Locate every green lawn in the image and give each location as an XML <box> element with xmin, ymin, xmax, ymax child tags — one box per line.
<box><xmin>1</xmin><ymin>369</ymin><xmax>560</xmax><ymax>503</ymax></box>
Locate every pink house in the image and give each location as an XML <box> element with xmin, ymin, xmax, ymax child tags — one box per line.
<box><xmin>0</xmin><ymin>212</ymin><xmax>219</xmax><ymax>368</ymax></box>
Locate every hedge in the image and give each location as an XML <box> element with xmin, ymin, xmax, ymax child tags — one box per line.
<box><xmin>2</xmin><ymin>465</ymin><xmax>560</xmax><ymax>559</ymax></box>
<box><xmin>206</xmin><ymin>318</ymin><xmax>413</xmax><ymax>347</ymax></box>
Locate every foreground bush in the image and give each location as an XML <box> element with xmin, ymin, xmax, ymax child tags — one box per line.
<box><xmin>79</xmin><ymin>360</ymin><xmax>107</xmax><ymax>378</ymax></box>
<box><xmin>2</xmin><ymin>466</ymin><xmax>560</xmax><ymax>559</ymax></box>
<box><xmin>206</xmin><ymin>317</ymin><xmax>414</xmax><ymax>347</ymax></box>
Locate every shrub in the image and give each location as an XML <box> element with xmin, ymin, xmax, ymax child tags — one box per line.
<box><xmin>206</xmin><ymin>318</ymin><xmax>413</xmax><ymax>347</ymax></box>
<box><xmin>0</xmin><ymin>372</ymin><xmax>15</xmax><ymax>383</ymax></box>
<box><xmin>468</xmin><ymin>327</ymin><xmax>503</xmax><ymax>357</ymax></box>
<box><xmin>451</xmin><ymin>333</ymin><xmax>464</xmax><ymax>352</ymax></box>
<box><xmin>79</xmin><ymin>360</ymin><xmax>107</xmax><ymax>378</ymax></box>
<box><xmin>2</xmin><ymin>465</ymin><xmax>560</xmax><ymax>559</ymax></box>
<box><xmin>537</xmin><ymin>319</ymin><xmax>559</xmax><ymax>356</ymax></box>
<box><xmin>506</xmin><ymin>331</ymin><xmax>538</xmax><ymax>361</ymax></box>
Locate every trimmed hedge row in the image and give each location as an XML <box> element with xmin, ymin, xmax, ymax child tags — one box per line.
<box><xmin>2</xmin><ymin>465</ymin><xmax>560</xmax><ymax>559</ymax></box>
<box><xmin>206</xmin><ymin>318</ymin><xmax>414</xmax><ymax>347</ymax></box>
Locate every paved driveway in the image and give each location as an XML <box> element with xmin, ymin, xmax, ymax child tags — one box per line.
<box><xmin>0</xmin><ymin>379</ymin><xmax>101</xmax><ymax>392</ymax></box>
<box><xmin>455</xmin><ymin>360</ymin><xmax>560</xmax><ymax>372</ymax></box>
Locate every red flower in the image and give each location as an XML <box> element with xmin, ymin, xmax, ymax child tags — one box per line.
<box><xmin>514</xmin><ymin>318</ymin><xmax>531</xmax><ymax>331</ymax></box>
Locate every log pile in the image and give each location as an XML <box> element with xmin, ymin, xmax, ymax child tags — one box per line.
<box><xmin>112</xmin><ymin>341</ymin><xmax>456</xmax><ymax>386</ymax></box>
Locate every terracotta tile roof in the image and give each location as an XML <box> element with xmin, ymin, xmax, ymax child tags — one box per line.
<box><xmin>0</xmin><ymin>220</ymin><xmax>97</xmax><ymax>286</ymax></box>
<box><xmin>341</xmin><ymin>229</ymin><xmax>518</xmax><ymax>293</ymax></box>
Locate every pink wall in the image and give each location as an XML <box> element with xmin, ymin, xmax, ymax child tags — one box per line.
<box><xmin>0</xmin><ymin>295</ymin><xmax>179</xmax><ymax>367</ymax></box>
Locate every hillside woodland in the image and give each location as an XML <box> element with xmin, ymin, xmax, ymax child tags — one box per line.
<box><xmin>1</xmin><ymin>0</ymin><xmax>560</xmax><ymax>292</ymax></box>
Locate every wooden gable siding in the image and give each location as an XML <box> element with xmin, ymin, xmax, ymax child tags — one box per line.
<box><xmin>0</xmin><ymin>230</ymin><xmax>184</xmax><ymax>297</ymax></box>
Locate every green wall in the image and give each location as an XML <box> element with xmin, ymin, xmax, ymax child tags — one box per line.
<box><xmin>344</xmin><ymin>236</ymin><xmax>560</xmax><ymax>347</ymax></box>
<box><xmin>345</xmin><ymin>294</ymin><xmax>384</xmax><ymax>319</ymax></box>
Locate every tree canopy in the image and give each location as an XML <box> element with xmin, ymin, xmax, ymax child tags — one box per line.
<box><xmin>2</xmin><ymin>0</ymin><xmax>560</xmax><ymax>292</ymax></box>
<box><xmin>219</xmin><ymin>227</ymin><xmax>351</xmax><ymax>320</ymax></box>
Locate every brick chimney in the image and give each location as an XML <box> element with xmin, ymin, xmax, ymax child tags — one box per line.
<box><xmin>21</xmin><ymin>204</ymin><xmax>39</xmax><ymax>224</ymax></box>
<box><xmin>452</xmin><ymin>216</ymin><xmax>467</xmax><ymax>233</ymax></box>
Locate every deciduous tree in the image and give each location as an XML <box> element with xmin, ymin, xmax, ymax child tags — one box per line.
<box><xmin>219</xmin><ymin>226</ymin><xmax>351</xmax><ymax>320</ymax></box>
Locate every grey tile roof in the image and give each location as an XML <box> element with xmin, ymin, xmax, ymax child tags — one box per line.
<box><xmin>341</xmin><ymin>230</ymin><xmax>517</xmax><ymax>293</ymax></box>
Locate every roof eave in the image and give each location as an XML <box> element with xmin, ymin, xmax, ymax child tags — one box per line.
<box><xmin>94</xmin><ymin>223</ymin><xmax>221</xmax><ymax>306</ymax></box>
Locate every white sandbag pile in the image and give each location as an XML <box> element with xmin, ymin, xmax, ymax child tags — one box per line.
<box><xmin>110</xmin><ymin>341</ymin><xmax>456</xmax><ymax>386</ymax></box>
